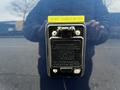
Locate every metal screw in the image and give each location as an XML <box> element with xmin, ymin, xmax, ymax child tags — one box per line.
<box><xmin>75</xmin><ymin>30</ymin><xmax>81</xmax><ymax>36</ymax></box>
<box><xmin>52</xmin><ymin>31</ymin><xmax>57</xmax><ymax>36</ymax></box>
<box><xmin>74</xmin><ymin>69</ymin><xmax>81</xmax><ymax>74</ymax></box>
<box><xmin>53</xmin><ymin>69</ymin><xmax>58</xmax><ymax>73</ymax></box>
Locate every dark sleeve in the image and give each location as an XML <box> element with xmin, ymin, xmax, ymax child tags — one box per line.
<box><xmin>23</xmin><ymin>1</ymin><xmax>49</xmax><ymax>42</ymax></box>
<box><xmin>94</xmin><ymin>0</ymin><xmax>110</xmax><ymax>45</ymax></box>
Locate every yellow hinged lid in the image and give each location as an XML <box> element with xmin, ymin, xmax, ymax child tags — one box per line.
<box><xmin>48</xmin><ymin>16</ymin><xmax>85</xmax><ymax>23</ymax></box>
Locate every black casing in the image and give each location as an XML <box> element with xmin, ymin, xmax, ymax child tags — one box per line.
<box><xmin>45</xmin><ymin>23</ymin><xmax>86</xmax><ymax>77</ymax></box>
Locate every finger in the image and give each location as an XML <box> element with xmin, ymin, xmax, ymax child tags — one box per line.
<box><xmin>86</xmin><ymin>20</ymin><xmax>96</xmax><ymax>26</ymax></box>
<box><xmin>96</xmin><ymin>25</ymin><xmax>105</xmax><ymax>30</ymax></box>
<box><xmin>100</xmin><ymin>25</ymin><xmax>105</xmax><ymax>29</ymax></box>
<box><xmin>96</xmin><ymin>25</ymin><xmax>100</xmax><ymax>30</ymax></box>
<box><xmin>91</xmin><ymin>21</ymin><xmax>100</xmax><ymax>27</ymax></box>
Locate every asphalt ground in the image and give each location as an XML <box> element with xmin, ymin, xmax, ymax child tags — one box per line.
<box><xmin>0</xmin><ymin>38</ymin><xmax>119</xmax><ymax>90</ymax></box>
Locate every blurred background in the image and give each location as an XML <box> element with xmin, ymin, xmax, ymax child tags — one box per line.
<box><xmin>0</xmin><ymin>0</ymin><xmax>120</xmax><ymax>90</ymax></box>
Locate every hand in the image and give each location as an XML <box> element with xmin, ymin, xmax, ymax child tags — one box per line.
<box><xmin>86</xmin><ymin>20</ymin><xmax>105</xmax><ymax>41</ymax></box>
<box><xmin>86</xmin><ymin>20</ymin><xmax>104</xmax><ymax>30</ymax></box>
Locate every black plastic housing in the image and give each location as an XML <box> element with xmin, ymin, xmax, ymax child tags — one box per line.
<box><xmin>45</xmin><ymin>23</ymin><xmax>86</xmax><ymax>77</ymax></box>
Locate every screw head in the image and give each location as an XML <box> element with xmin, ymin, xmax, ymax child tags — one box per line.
<box><xmin>53</xmin><ymin>69</ymin><xmax>58</xmax><ymax>73</ymax></box>
<box><xmin>74</xmin><ymin>69</ymin><xmax>81</xmax><ymax>74</ymax></box>
<box><xmin>75</xmin><ymin>30</ymin><xmax>81</xmax><ymax>36</ymax></box>
<box><xmin>52</xmin><ymin>31</ymin><xmax>57</xmax><ymax>36</ymax></box>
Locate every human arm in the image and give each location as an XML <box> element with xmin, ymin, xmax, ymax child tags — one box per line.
<box><xmin>86</xmin><ymin>0</ymin><xmax>110</xmax><ymax>45</ymax></box>
<box><xmin>23</xmin><ymin>1</ymin><xmax>49</xmax><ymax>42</ymax></box>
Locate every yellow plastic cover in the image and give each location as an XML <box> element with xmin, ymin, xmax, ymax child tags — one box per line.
<box><xmin>48</xmin><ymin>16</ymin><xmax>85</xmax><ymax>23</ymax></box>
